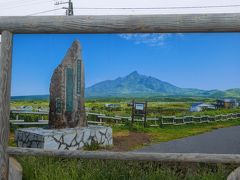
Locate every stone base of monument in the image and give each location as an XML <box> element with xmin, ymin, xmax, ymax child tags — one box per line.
<box><xmin>15</xmin><ymin>125</ymin><xmax>113</xmax><ymax>150</ymax></box>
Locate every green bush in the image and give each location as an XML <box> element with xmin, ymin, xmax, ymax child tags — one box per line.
<box><xmin>83</xmin><ymin>139</ymin><xmax>101</xmax><ymax>151</ymax></box>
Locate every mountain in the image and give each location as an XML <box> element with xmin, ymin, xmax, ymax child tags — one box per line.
<box><xmin>85</xmin><ymin>71</ymin><xmax>240</xmax><ymax>98</ymax></box>
<box><xmin>86</xmin><ymin>71</ymin><xmax>183</xmax><ymax>97</ymax></box>
<box><xmin>12</xmin><ymin>72</ymin><xmax>240</xmax><ymax>99</ymax></box>
<box><xmin>224</xmin><ymin>88</ymin><xmax>240</xmax><ymax>98</ymax></box>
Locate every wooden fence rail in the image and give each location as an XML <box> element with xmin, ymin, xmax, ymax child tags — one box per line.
<box><xmin>160</xmin><ymin>113</ymin><xmax>240</xmax><ymax>126</ymax></box>
<box><xmin>9</xmin><ymin>111</ymin><xmax>240</xmax><ymax>127</ymax></box>
<box><xmin>87</xmin><ymin>112</ymin><xmax>240</xmax><ymax>126</ymax></box>
<box><xmin>7</xmin><ymin>147</ymin><xmax>240</xmax><ymax>164</ymax></box>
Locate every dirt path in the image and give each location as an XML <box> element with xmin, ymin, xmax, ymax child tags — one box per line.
<box><xmin>111</xmin><ymin>132</ymin><xmax>151</xmax><ymax>151</ymax></box>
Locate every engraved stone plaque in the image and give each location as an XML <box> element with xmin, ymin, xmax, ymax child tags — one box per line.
<box><xmin>77</xmin><ymin>59</ymin><xmax>81</xmax><ymax>95</ymax></box>
<box><xmin>66</xmin><ymin>68</ymin><xmax>73</xmax><ymax>112</ymax></box>
<box><xmin>55</xmin><ymin>98</ymin><xmax>62</xmax><ymax>114</ymax></box>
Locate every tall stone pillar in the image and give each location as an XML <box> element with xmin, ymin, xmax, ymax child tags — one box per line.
<box><xmin>49</xmin><ymin>40</ymin><xmax>87</xmax><ymax>129</ymax></box>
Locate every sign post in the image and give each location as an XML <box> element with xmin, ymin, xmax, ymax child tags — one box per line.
<box><xmin>131</xmin><ymin>100</ymin><xmax>147</xmax><ymax>127</ymax></box>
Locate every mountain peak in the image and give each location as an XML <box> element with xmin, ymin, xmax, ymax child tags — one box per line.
<box><xmin>127</xmin><ymin>71</ymin><xmax>140</xmax><ymax>77</ymax></box>
<box><xmin>86</xmin><ymin>71</ymin><xmax>240</xmax><ymax>98</ymax></box>
<box><xmin>86</xmin><ymin>71</ymin><xmax>183</xmax><ymax>97</ymax></box>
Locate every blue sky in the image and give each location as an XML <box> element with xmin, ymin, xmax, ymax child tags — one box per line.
<box><xmin>11</xmin><ymin>33</ymin><xmax>240</xmax><ymax>96</ymax></box>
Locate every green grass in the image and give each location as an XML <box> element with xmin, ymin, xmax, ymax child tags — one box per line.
<box><xmin>10</xmin><ymin>98</ymin><xmax>240</xmax><ymax>117</ymax></box>
<box><xmin>10</xmin><ymin>100</ymin><xmax>49</xmax><ymax>110</ymax></box>
<box><xmin>151</xmin><ymin>119</ymin><xmax>240</xmax><ymax>143</ymax></box>
<box><xmin>9</xmin><ymin>118</ymin><xmax>240</xmax><ymax>150</ymax></box>
<box><xmin>16</xmin><ymin>156</ymin><xmax>237</xmax><ymax>180</ymax></box>
<box><xmin>10</xmin><ymin>98</ymin><xmax>240</xmax><ymax>179</ymax></box>
<box><xmin>113</xmin><ymin>118</ymin><xmax>240</xmax><ymax>144</ymax></box>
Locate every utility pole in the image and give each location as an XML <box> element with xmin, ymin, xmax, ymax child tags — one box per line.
<box><xmin>55</xmin><ymin>0</ymin><xmax>74</xmax><ymax>16</ymax></box>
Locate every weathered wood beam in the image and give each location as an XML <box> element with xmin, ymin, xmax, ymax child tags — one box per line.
<box><xmin>7</xmin><ymin>147</ymin><xmax>240</xmax><ymax>164</ymax></box>
<box><xmin>0</xmin><ymin>31</ymin><xmax>13</xmax><ymax>180</ymax></box>
<box><xmin>1</xmin><ymin>13</ymin><xmax>240</xmax><ymax>34</ymax></box>
<box><xmin>9</xmin><ymin>157</ymin><xmax>22</xmax><ymax>180</ymax></box>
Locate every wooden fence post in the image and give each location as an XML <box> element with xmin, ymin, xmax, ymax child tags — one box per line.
<box><xmin>143</xmin><ymin>101</ymin><xmax>147</xmax><ymax>128</ymax></box>
<box><xmin>131</xmin><ymin>99</ymin><xmax>135</xmax><ymax>124</ymax></box>
<box><xmin>159</xmin><ymin>117</ymin><xmax>164</xmax><ymax>128</ymax></box>
<box><xmin>0</xmin><ymin>31</ymin><xmax>13</xmax><ymax>180</ymax></box>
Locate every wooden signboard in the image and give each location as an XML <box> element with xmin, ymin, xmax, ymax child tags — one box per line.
<box><xmin>131</xmin><ymin>100</ymin><xmax>147</xmax><ymax>127</ymax></box>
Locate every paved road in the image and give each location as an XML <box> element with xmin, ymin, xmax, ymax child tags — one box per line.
<box><xmin>136</xmin><ymin>126</ymin><xmax>240</xmax><ymax>154</ymax></box>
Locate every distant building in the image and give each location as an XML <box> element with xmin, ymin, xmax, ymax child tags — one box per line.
<box><xmin>105</xmin><ymin>104</ymin><xmax>121</xmax><ymax>108</ymax></box>
<box><xmin>15</xmin><ymin>106</ymin><xmax>33</xmax><ymax>112</ymax></box>
<box><xmin>190</xmin><ymin>102</ymin><xmax>216</xmax><ymax>112</ymax></box>
<box><xmin>216</xmin><ymin>99</ymin><xmax>239</xmax><ymax>109</ymax></box>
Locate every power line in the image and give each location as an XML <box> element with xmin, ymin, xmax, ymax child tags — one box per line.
<box><xmin>27</xmin><ymin>8</ymin><xmax>63</xmax><ymax>16</ymax></box>
<box><xmin>55</xmin><ymin>0</ymin><xmax>74</xmax><ymax>16</ymax></box>
<box><xmin>73</xmin><ymin>4</ymin><xmax>240</xmax><ymax>10</ymax></box>
<box><xmin>0</xmin><ymin>0</ymin><xmax>37</xmax><ymax>4</ymax></box>
<box><xmin>25</xmin><ymin>3</ymin><xmax>240</xmax><ymax>16</ymax></box>
<box><xmin>0</xmin><ymin>0</ymin><xmax>54</xmax><ymax>10</ymax></box>
<box><xmin>0</xmin><ymin>0</ymin><xmax>71</xmax><ymax>16</ymax></box>
<box><xmin>4</xmin><ymin>2</ymin><xmax>240</xmax><ymax>16</ymax></box>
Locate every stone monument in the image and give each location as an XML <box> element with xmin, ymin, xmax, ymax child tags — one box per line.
<box><xmin>15</xmin><ymin>40</ymin><xmax>113</xmax><ymax>150</ymax></box>
<box><xmin>49</xmin><ymin>40</ymin><xmax>86</xmax><ymax>128</ymax></box>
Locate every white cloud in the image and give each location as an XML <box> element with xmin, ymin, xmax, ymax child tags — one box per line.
<box><xmin>119</xmin><ymin>33</ymin><xmax>180</xmax><ymax>46</ymax></box>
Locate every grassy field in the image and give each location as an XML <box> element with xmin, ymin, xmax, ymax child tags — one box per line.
<box><xmin>110</xmin><ymin>118</ymin><xmax>240</xmax><ymax>151</ymax></box>
<box><xmin>11</xmin><ymin>99</ymin><xmax>49</xmax><ymax>110</ymax></box>
<box><xmin>86</xmin><ymin>100</ymin><xmax>240</xmax><ymax>117</ymax></box>
<box><xmin>10</xmin><ymin>117</ymin><xmax>240</xmax><ymax>151</ymax></box>
<box><xmin>10</xmin><ymin>119</ymin><xmax>240</xmax><ymax>179</ymax></box>
<box><xmin>10</xmin><ymin>98</ymin><xmax>240</xmax><ymax>150</ymax></box>
<box><xmin>10</xmin><ymin>98</ymin><xmax>240</xmax><ymax>179</ymax></box>
<box><xmin>10</xmin><ymin>97</ymin><xmax>240</xmax><ymax>119</ymax></box>
<box><xmin>16</xmin><ymin>156</ymin><xmax>237</xmax><ymax>180</ymax></box>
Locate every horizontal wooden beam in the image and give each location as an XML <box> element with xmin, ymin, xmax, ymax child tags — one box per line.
<box><xmin>1</xmin><ymin>13</ymin><xmax>240</xmax><ymax>34</ymax></box>
<box><xmin>7</xmin><ymin>147</ymin><xmax>240</xmax><ymax>164</ymax></box>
